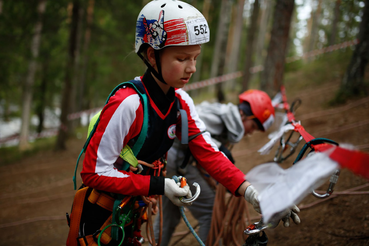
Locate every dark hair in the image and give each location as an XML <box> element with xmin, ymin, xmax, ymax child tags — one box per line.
<box><xmin>238</xmin><ymin>102</ymin><xmax>253</xmax><ymax>117</ymax></box>
<box><xmin>238</xmin><ymin>102</ymin><xmax>263</xmax><ymax>131</ymax></box>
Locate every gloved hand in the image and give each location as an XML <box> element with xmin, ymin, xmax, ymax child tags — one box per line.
<box><xmin>244</xmin><ymin>185</ymin><xmax>261</xmax><ymax>213</ymax></box>
<box><xmin>281</xmin><ymin>205</ymin><xmax>301</xmax><ymax>227</ymax></box>
<box><xmin>164</xmin><ymin>178</ymin><xmax>192</xmax><ymax>206</ymax></box>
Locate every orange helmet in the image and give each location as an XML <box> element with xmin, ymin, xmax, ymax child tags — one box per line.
<box><xmin>239</xmin><ymin>89</ymin><xmax>275</xmax><ymax>131</ymax></box>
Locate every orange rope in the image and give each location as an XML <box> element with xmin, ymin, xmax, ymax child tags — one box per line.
<box><xmin>206</xmin><ymin>185</ymin><xmax>251</xmax><ymax>246</ymax></box>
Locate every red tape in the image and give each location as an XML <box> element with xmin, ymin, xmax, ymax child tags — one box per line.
<box><xmin>292</xmin><ymin>123</ymin><xmax>315</xmax><ymax>142</ymax></box>
<box><xmin>328</xmin><ymin>146</ymin><xmax>369</xmax><ymax>181</ymax></box>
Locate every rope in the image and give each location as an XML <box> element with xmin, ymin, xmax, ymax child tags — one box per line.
<box><xmin>170</xmin><ymin>183</ymin><xmax>369</xmax><ymax>245</ymax></box>
<box><xmin>171</xmin><ymin>223</ymin><xmax>199</xmax><ymax>244</ymax></box>
<box><xmin>180</xmin><ymin>206</ymin><xmax>205</xmax><ymax>246</ymax></box>
<box><xmin>207</xmin><ymin>185</ymin><xmax>251</xmax><ymax>246</ymax></box>
<box><xmin>144</xmin><ymin>195</ymin><xmax>163</xmax><ymax>246</ymax></box>
<box><xmin>171</xmin><ymin>175</ymin><xmax>205</xmax><ymax>246</ymax></box>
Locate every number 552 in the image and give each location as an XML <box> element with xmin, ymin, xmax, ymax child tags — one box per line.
<box><xmin>194</xmin><ymin>24</ymin><xmax>208</xmax><ymax>35</ymax></box>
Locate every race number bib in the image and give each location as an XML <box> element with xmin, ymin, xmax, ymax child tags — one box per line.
<box><xmin>186</xmin><ymin>18</ymin><xmax>210</xmax><ymax>45</ymax></box>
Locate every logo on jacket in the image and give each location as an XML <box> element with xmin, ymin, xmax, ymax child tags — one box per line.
<box><xmin>168</xmin><ymin>124</ymin><xmax>176</xmax><ymax>139</ymax></box>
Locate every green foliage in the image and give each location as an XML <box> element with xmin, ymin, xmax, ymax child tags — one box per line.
<box><xmin>316</xmin><ymin>0</ymin><xmax>363</xmax><ymax>48</ymax></box>
<box><xmin>0</xmin><ymin>0</ymin><xmax>39</xmax><ymax>106</ymax></box>
<box><xmin>330</xmin><ymin>80</ymin><xmax>369</xmax><ymax>106</ymax></box>
<box><xmin>0</xmin><ymin>136</ymin><xmax>56</xmax><ymax>166</ymax></box>
<box><xmin>284</xmin><ymin>48</ymin><xmax>353</xmax><ymax>92</ymax></box>
<box><xmin>1</xmin><ymin>0</ymin><xmax>366</xmax><ymax>153</ymax></box>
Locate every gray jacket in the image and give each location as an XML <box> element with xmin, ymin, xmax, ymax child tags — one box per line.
<box><xmin>195</xmin><ymin>101</ymin><xmax>244</xmax><ymax>147</ymax></box>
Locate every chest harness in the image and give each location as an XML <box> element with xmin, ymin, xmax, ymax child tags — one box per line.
<box><xmin>67</xmin><ymin>80</ymin><xmax>190</xmax><ymax>246</ymax></box>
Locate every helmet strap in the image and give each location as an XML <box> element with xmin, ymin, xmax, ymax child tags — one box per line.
<box><xmin>137</xmin><ymin>51</ymin><xmax>167</xmax><ymax>85</ymax></box>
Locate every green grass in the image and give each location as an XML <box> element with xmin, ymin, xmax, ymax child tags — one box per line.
<box><xmin>0</xmin><ymin>126</ymin><xmax>88</xmax><ymax>166</ymax></box>
<box><xmin>0</xmin><ymin>135</ymin><xmax>56</xmax><ymax>165</ymax></box>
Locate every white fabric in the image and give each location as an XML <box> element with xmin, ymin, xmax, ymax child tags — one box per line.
<box><xmin>245</xmin><ymin>152</ymin><xmax>339</xmax><ymax>223</ymax></box>
<box><xmin>271</xmin><ymin>92</ymin><xmax>283</xmax><ymax>108</ymax></box>
<box><xmin>258</xmin><ymin>123</ymin><xmax>295</xmax><ymax>155</ymax></box>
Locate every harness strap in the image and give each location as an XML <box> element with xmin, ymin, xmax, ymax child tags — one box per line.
<box><xmin>177</xmin><ymin>99</ymin><xmax>188</xmax><ymax>144</ymax></box>
<box><xmin>179</xmin><ymin>131</ymin><xmax>207</xmax><ymax>169</ymax></box>
<box><xmin>73</xmin><ymin>80</ymin><xmax>149</xmax><ymax>190</ymax></box>
<box><xmin>78</xmin><ymin>214</ymin><xmax>113</xmax><ymax>246</ymax></box>
<box><xmin>97</xmin><ymin>214</ymin><xmax>114</xmax><ymax>245</ymax></box>
<box><xmin>88</xmin><ymin>189</ymin><xmax>115</xmax><ymax>212</ymax></box>
<box><xmin>67</xmin><ymin>187</ymin><xmax>89</xmax><ymax>246</ymax></box>
<box><xmin>78</xmin><ymin>235</ymin><xmax>98</xmax><ymax>246</ymax></box>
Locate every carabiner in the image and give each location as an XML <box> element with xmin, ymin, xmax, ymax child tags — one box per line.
<box><xmin>180</xmin><ymin>182</ymin><xmax>201</xmax><ymax>204</ymax></box>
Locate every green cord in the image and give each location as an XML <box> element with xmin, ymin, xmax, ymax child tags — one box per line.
<box><xmin>97</xmin><ymin>211</ymin><xmax>132</xmax><ymax>246</ymax></box>
<box><xmin>97</xmin><ymin>224</ymin><xmax>125</xmax><ymax>246</ymax></box>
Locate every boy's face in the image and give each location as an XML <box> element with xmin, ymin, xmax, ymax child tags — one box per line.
<box><xmin>240</xmin><ymin>110</ymin><xmax>260</xmax><ymax>136</ymax></box>
<box><xmin>158</xmin><ymin>45</ymin><xmax>201</xmax><ymax>89</ymax></box>
<box><xmin>243</xmin><ymin>118</ymin><xmax>259</xmax><ymax>136</ymax></box>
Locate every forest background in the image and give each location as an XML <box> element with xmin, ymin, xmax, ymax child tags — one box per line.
<box><xmin>0</xmin><ymin>0</ymin><xmax>369</xmax><ymax>245</ymax></box>
<box><xmin>0</xmin><ymin>0</ymin><xmax>368</xmax><ymax>153</ymax></box>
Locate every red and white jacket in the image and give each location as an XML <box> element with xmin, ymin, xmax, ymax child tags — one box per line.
<box><xmin>81</xmin><ymin>71</ymin><xmax>246</xmax><ymax>197</ymax></box>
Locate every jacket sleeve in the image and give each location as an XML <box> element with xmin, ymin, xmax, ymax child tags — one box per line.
<box><xmin>175</xmin><ymin>90</ymin><xmax>246</xmax><ymax>196</ymax></box>
<box><xmin>81</xmin><ymin>86</ymin><xmax>164</xmax><ymax>196</ymax></box>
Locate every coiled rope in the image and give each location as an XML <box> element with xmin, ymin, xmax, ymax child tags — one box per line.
<box><xmin>207</xmin><ymin>185</ymin><xmax>251</xmax><ymax>246</ymax></box>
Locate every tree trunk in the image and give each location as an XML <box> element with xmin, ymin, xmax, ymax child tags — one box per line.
<box><xmin>36</xmin><ymin>61</ymin><xmax>48</xmax><ymax>134</ymax></box>
<box><xmin>78</xmin><ymin>0</ymin><xmax>94</xmax><ymax>112</ymax></box>
<box><xmin>260</xmin><ymin>0</ymin><xmax>294</xmax><ymax>96</ymax></box>
<box><xmin>225</xmin><ymin>0</ymin><xmax>246</xmax><ymax>90</ymax></box>
<box><xmin>210</xmin><ymin>0</ymin><xmax>232</xmax><ymax>102</ymax></box>
<box><xmin>340</xmin><ymin>0</ymin><xmax>369</xmax><ymax>96</ymax></box>
<box><xmin>191</xmin><ymin>0</ymin><xmax>211</xmax><ymax>98</ymax></box>
<box><xmin>305</xmin><ymin>0</ymin><xmax>323</xmax><ymax>61</ymax></box>
<box><xmin>55</xmin><ymin>0</ymin><xmax>80</xmax><ymax>151</ymax></box>
<box><xmin>69</xmin><ymin>4</ymin><xmax>85</xmax><ymax>133</ymax></box>
<box><xmin>241</xmin><ymin>0</ymin><xmax>260</xmax><ymax>93</ymax></box>
<box><xmin>329</xmin><ymin>0</ymin><xmax>341</xmax><ymax>46</ymax></box>
<box><xmin>255</xmin><ymin>0</ymin><xmax>272</xmax><ymax>67</ymax></box>
<box><xmin>19</xmin><ymin>0</ymin><xmax>47</xmax><ymax>151</ymax></box>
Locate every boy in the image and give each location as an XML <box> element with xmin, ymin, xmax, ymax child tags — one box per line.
<box><xmin>67</xmin><ymin>1</ymin><xmax>299</xmax><ymax>245</ymax></box>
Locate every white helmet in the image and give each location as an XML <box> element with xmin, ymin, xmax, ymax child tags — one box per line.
<box><xmin>135</xmin><ymin>0</ymin><xmax>210</xmax><ymax>53</ymax></box>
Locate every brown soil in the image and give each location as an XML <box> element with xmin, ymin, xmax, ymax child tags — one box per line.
<box><xmin>0</xmin><ymin>80</ymin><xmax>368</xmax><ymax>246</ymax></box>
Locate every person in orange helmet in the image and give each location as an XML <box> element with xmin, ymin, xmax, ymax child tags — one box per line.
<box><xmin>154</xmin><ymin>89</ymin><xmax>299</xmax><ymax>245</ymax></box>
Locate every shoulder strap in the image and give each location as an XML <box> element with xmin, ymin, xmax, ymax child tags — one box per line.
<box><xmin>177</xmin><ymin>98</ymin><xmax>189</xmax><ymax>144</ymax></box>
<box><xmin>73</xmin><ymin>80</ymin><xmax>148</xmax><ymax>190</ymax></box>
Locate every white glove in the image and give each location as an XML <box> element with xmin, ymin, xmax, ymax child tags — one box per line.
<box><xmin>244</xmin><ymin>185</ymin><xmax>261</xmax><ymax>213</ymax></box>
<box><xmin>164</xmin><ymin>178</ymin><xmax>192</xmax><ymax>207</ymax></box>
<box><xmin>281</xmin><ymin>205</ymin><xmax>301</xmax><ymax>227</ymax></box>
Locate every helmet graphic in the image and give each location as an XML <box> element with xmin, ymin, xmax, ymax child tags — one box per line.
<box><xmin>135</xmin><ymin>0</ymin><xmax>210</xmax><ymax>53</ymax></box>
<box><xmin>239</xmin><ymin>90</ymin><xmax>275</xmax><ymax>131</ymax></box>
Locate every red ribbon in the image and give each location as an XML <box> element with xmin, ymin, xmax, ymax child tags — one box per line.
<box><xmin>328</xmin><ymin>146</ymin><xmax>369</xmax><ymax>181</ymax></box>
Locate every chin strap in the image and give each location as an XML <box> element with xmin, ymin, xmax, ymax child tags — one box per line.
<box><xmin>137</xmin><ymin>51</ymin><xmax>167</xmax><ymax>85</ymax></box>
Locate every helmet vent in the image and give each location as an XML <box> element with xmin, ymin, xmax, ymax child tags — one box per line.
<box><xmin>161</xmin><ymin>3</ymin><xmax>166</xmax><ymax>8</ymax></box>
<box><xmin>178</xmin><ymin>5</ymin><xmax>183</xmax><ymax>9</ymax></box>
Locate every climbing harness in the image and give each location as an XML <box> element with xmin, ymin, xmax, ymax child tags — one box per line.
<box><xmin>72</xmin><ymin>79</ymin><xmax>149</xmax><ymax>190</ymax></box>
<box><xmin>67</xmin><ymin>80</ymin><xmax>152</xmax><ymax>246</ymax></box>
<box><xmin>67</xmin><ymin>78</ymin><xmax>206</xmax><ymax>245</ymax></box>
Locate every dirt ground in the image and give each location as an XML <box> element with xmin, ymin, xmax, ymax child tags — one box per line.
<box><xmin>0</xmin><ymin>79</ymin><xmax>369</xmax><ymax>246</ymax></box>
